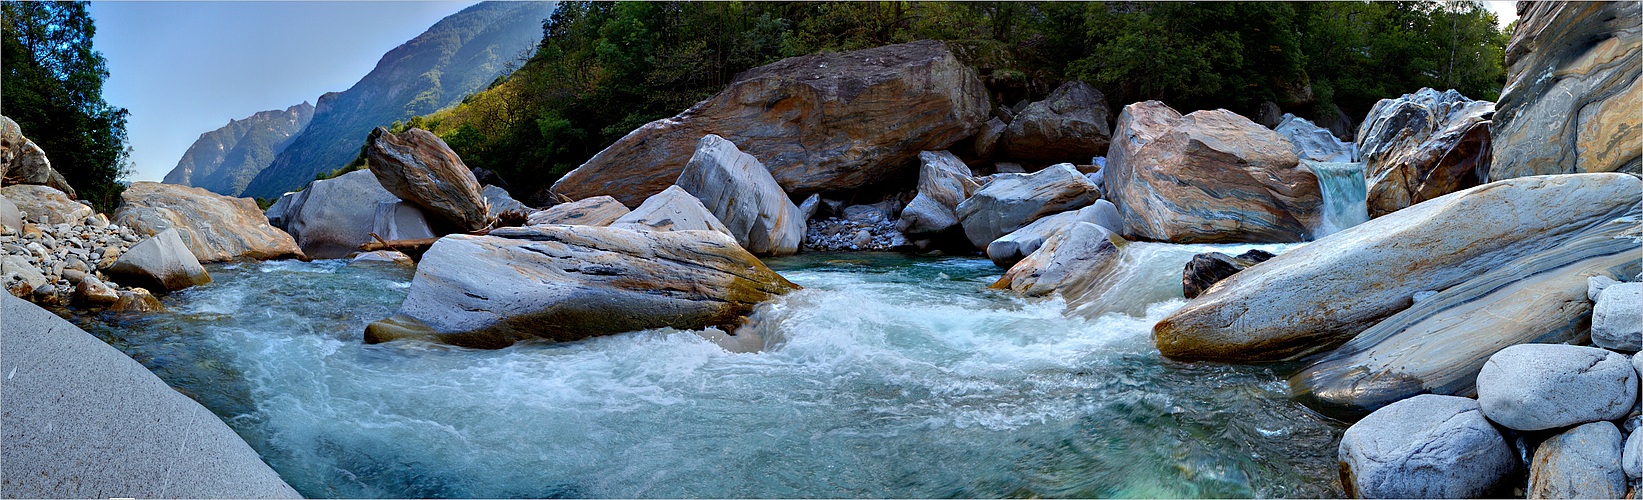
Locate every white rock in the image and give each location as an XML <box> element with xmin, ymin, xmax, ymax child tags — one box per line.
<box><xmin>1592</xmin><ymin>282</ymin><xmax>1641</xmax><ymax>352</ymax></box>
<box><xmin>1477</xmin><ymin>344</ymin><xmax>1638</xmax><ymax>431</ymax></box>
<box><xmin>1338</xmin><ymin>394</ymin><xmax>1514</xmax><ymax>499</ymax></box>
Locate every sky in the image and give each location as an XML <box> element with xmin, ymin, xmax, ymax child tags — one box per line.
<box><xmin>90</xmin><ymin>1</ymin><xmax>480</xmax><ymax>183</ymax></box>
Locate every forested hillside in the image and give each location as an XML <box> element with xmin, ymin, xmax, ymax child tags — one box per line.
<box><xmin>412</xmin><ymin>1</ymin><xmax>1508</xmax><ymax>205</ymax></box>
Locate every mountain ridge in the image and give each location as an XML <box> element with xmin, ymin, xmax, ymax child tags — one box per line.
<box><xmin>162</xmin><ymin>101</ymin><xmax>314</xmax><ymax>195</ymax></box>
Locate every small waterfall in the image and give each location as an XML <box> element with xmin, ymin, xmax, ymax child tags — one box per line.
<box><xmin>1303</xmin><ymin>160</ymin><xmax>1369</xmax><ymax>239</ymax></box>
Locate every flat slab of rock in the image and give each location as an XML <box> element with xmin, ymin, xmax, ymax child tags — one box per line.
<box><xmin>366</xmin><ymin>127</ymin><xmax>490</xmax><ymax>232</ymax></box>
<box><xmin>112</xmin><ymin>181</ymin><xmax>303</xmax><ymax>262</ymax></box>
<box><xmin>103</xmin><ymin>228</ymin><xmax>211</xmax><ymax>293</ymax></box>
<box><xmin>999</xmin><ymin>80</ymin><xmax>1112</xmax><ymax>163</ymax></box>
<box><xmin>1337</xmin><ymin>394</ymin><xmax>1514</xmax><ymax>499</ymax></box>
<box><xmin>675</xmin><ymin>135</ymin><xmax>804</xmax><ymax>256</ymax></box>
<box><xmin>1356</xmin><ymin>88</ymin><xmax>1493</xmax><ymax>217</ymax></box>
<box><xmin>1592</xmin><ymin>282</ymin><xmax>1641</xmax><ymax>352</ymax></box>
<box><xmin>955</xmin><ymin>163</ymin><xmax>1099</xmax><ymax>249</ymax></box>
<box><xmin>1154</xmin><ymin>172</ymin><xmax>1641</xmax><ymax>362</ymax></box>
<box><xmin>1103</xmin><ymin>101</ymin><xmax>1321</xmax><ymax>243</ymax></box>
<box><xmin>284</xmin><ymin>169</ymin><xmax>401</xmax><ymax>259</ymax></box>
<box><xmin>0</xmin><ymin>293</ymin><xmax>299</xmax><ymax>498</ymax></box>
<box><xmin>612</xmin><ymin>185</ymin><xmax>732</xmax><ymax>235</ymax></box>
<box><xmin>366</xmin><ymin>225</ymin><xmax>797</xmax><ymax>348</ymax></box>
<box><xmin>529</xmin><ymin>195</ymin><xmax>629</xmax><ymax>227</ymax></box>
<box><xmin>548</xmin><ymin>40</ymin><xmax>989</xmax><ymax>206</ymax></box>
<box><xmin>1529</xmin><ymin>421</ymin><xmax>1627</xmax><ymax>500</ymax></box>
<box><xmin>0</xmin><ymin>184</ymin><xmax>90</xmax><ymax>225</ymax></box>
<box><xmin>1477</xmin><ymin>344</ymin><xmax>1637</xmax><ymax>431</ymax></box>
<box><xmin>1290</xmin><ymin>213</ymin><xmax>1642</xmax><ymax>418</ymax></box>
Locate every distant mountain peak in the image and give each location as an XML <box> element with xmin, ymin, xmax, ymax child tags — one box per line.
<box><xmin>162</xmin><ymin>101</ymin><xmax>315</xmax><ymax>194</ymax></box>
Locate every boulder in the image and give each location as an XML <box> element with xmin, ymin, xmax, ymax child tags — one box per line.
<box><xmin>1625</xmin><ymin>426</ymin><xmax>1641</xmax><ymax>482</ymax></box>
<box><xmin>3</xmin><ymin>255</ymin><xmax>47</xmax><ymax>298</ymax></box>
<box><xmin>675</xmin><ymin>134</ymin><xmax>804</xmax><ymax>256</ymax></box>
<box><xmin>1528</xmin><ymin>421</ymin><xmax>1627</xmax><ymax>500</ymax></box>
<box><xmin>110</xmin><ymin>288</ymin><xmax>164</xmax><ymax>314</ymax></box>
<box><xmin>1355</xmin><ymin>88</ymin><xmax>1494</xmax><ymax>218</ymax></box>
<box><xmin>1153</xmin><ymin>173</ymin><xmax>1641</xmax><ymax>362</ymax></box>
<box><xmin>365</xmin><ymin>225</ymin><xmax>798</xmax><ymax>348</ymax></box>
<box><xmin>1477</xmin><ymin>344</ymin><xmax>1637</xmax><ymax>431</ymax></box>
<box><xmin>896</xmin><ymin>193</ymin><xmax>959</xmax><ymax>236</ymax></box>
<box><xmin>263</xmin><ymin>191</ymin><xmax>301</xmax><ymax>229</ymax></box>
<box><xmin>0</xmin><ymin>294</ymin><xmax>300</xmax><ymax>498</ymax></box>
<box><xmin>111</xmin><ymin>182</ymin><xmax>303</xmax><ymax>262</ymax></box>
<box><xmin>372</xmin><ymin>201</ymin><xmax>436</xmax><ymax>241</ymax></box>
<box><xmin>985</xmin><ymin>203</ymin><xmax>1113</xmax><ymax>268</ymax></box>
<box><xmin>1491</xmin><ymin>1</ymin><xmax>1641</xmax><ymax>180</ymax></box>
<box><xmin>1274</xmin><ymin>113</ymin><xmax>1352</xmax><ymax>162</ymax></box>
<box><xmin>483</xmin><ymin>184</ymin><xmax>528</xmax><ymax>217</ymax></box>
<box><xmin>1588</xmin><ymin>275</ymin><xmax>1619</xmax><ymax>301</ymax></box>
<box><xmin>365</xmin><ymin>127</ymin><xmax>490</xmax><ymax>232</ymax></box>
<box><xmin>0</xmin><ymin>184</ymin><xmax>90</xmax><ymax>225</ymax></box>
<box><xmin>350</xmin><ymin>250</ymin><xmax>414</xmax><ymax>267</ymax></box>
<box><xmin>528</xmin><ymin>195</ymin><xmax>629</xmax><ymax>227</ymax></box>
<box><xmin>972</xmin><ymin>117</ymin><xmax>1006</xmax><ymax>159</ymax></box>
<box><xmin>1592</xmin><ymin>282</ymin><xmax>1642</xmax><ymax>352</ymax></box>
<box><xmin>548</xmin><ymin>40</ymin><xmax>989</xmax><ymax>206</ymax></box>
<box><xmin>103</xmin><ymin>228</ymin><xmax>212</xmax><ymax>293</ymax></box>
<box><xmin>954</xmin><ymin>163</ymin><xmax>1099</xmax><ymax>249</ymax></box>
<box><xmin>1103</xmin><ymin>101</ymin><xmax>1322</xmax><ymax>243</ymax></box>
<box><xmin>1290</xmin><ymin>213</ymin><xmax>1642</xmax><ymax>418</ymax></box>
<box><xmin>612</xmin><ymin>185</ymin><xmax>733</xmax><ymax>235</ymax></box>
<box><xmin>1181</xmin><ymin>249</ymin><xmax>1275</xmax><ymax>299</ymax></box>
<box><xmin>991</xmin><ymin>221</ymin><xmax>1124</xmax><ymax>298</ymax></box>
<box><xmin>0</xmin><ymin>115</ymin><xmax>76</xmax><ymax>197</ymax></box>
<box><xmin>999</xmin><ymin>80</ymin><xmax>1112</xmax><ymax>163</ymax></box>
<box><xmin>0</xmin><ymin>194</ymin><xmax>21</xmax><ymax>234</ymax></box>
<box><xmin>1255</xmin><ymin>101</ymin><xmax>1283</xmax><ymax>129</ymax></box>
<box><xmin>1337</xmin><ymin>394</ymin><xmax>1515</xmax><ymax>499</ymax></box>
<box><xmin>285</xmin><ymin>169</ymin><xmax>401</xmax><ymax>259</ymax></box>
<box><xmin>73</xmin><ymin>275</ymin><xmax>119</xmax><ymax>306</ymax></box>
<box><xmin>915</xmin><ymin>150</ymin><xmax>979</xmax><ymax>210</ymax></box>
<box><xmin>1316</xmin><ymin>103</ymin><xmax>1357</xmax><ymax>143</ymax></box>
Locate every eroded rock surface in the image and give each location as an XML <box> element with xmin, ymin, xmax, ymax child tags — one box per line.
<box><xmin>112</xmin><ymin>182</ymin><xmax>302</xmax><ymax>262</ymax></box>
<box><xmin>1356</xmin><ymin>88</ymin><xmax>1493</xmax><ymax>217</ymax></box>
<box><xmin>366</xmin><ymin>127</ymin><xmax>490</xmax><ymax>232</ymax></box>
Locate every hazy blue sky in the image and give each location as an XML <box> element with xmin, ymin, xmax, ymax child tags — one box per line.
<box><xmin>91</xmin><ymin>1</ymin><xmax>480</xmax><ymax>183</ymax></box>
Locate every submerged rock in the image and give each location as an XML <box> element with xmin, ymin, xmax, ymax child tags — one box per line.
<box><xmin>112</xmin><ymin>182</ymin><xmax>303</xmax><ymax>262</ymax></box>
<box><xmin>549</xmin><ymin>40</ymin><xmax>989</xmax><ymax>206</ymax></box>
<box><xmin>529</xmin><ymin>195</ymin><xmax>629</xmax><ymax>227</ymax></box>
<box><xmin>1528</xmin><ymin>421</ymin><xmax>1627</xmax><ymax>500</ymax></box>
<box><xmin>954</xmin><ymin>163</ymin><xmax>1099</xmax><ymax>249</ymax></box>
<box><xmin>675</xmin><ymin>134</ymin><xmax>804</xmax><ymax>256</ymax></box>
<box><xmin>612</xmin><ymin>185</ymin><xmax>732</xmax><ymax>236</ymax></box>
<box><xmin>1181</xmin><ymin>249</ymin><xmax>1275</xmax><ymax>300</ymax></box>
<box><xmin>366</xmin><ymin>225</ymin><xmax>797</xmax><ymax>348</ymax></box>
<box><xmin>1337</xmin><ymin>394</ymin><xmax>1515</xmax><ymax>499</ymax></box>
<box><xmin>284</xmin><ymin>170</ymin><xmax>401</xmax><ymax>259</ymax></box>
<box><xmin>1356</xmin><ymin>88</ymin><xmax>1493</xmax><ymax>218</ymax></box>
<box><xmin>1592</xmin><ymin>282</ymin><xmax>1641</xmax><ymax>352</ymax></box>
<box><xmin>366</xmin><ymin>127</ymin><xmax>490</xmax><ymax>232</ymax></box>
<box><xmin>999</xmin><ymin>80</ymin><xmax>1112</xmax><ymax>163</ymax></box>
<box><xmin>104</xmin><ymin>228</ymin><xmax>211</xmax><ymax>293</ymax></box>
<box><xmin>1153</xmin><ymin>173</ymin><xmax>1640</xmax><ymax>362</ymax></box>
<box><xmin>1476</xmin><ymin>344</ymin><xmax>1637</xmax><ymax>432</ymax></box>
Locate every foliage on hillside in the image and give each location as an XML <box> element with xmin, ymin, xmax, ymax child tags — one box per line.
<box><xmin>2</xmin><ymin>1</ymin><xmax>131</xmax><ymax>213</ymax></box>
<box><xmin>415</xmin><ymin>1</ymin><xmax>1509</xmax><ymax>203</ymax></box>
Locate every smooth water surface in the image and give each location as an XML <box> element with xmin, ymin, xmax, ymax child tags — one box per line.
<box><xmin>78</xmin><ymin>252</ymin><xmax>1345</xmax><ymax>498</ymax></box>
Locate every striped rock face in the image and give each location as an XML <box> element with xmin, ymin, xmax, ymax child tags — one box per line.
<box><xmin>1290</xmin><ymin>211</ymin><xmax>1643</xmax><ymax>419</ymax></box>
<box><xmin>366</xmin><ymin>127</ymin><xmax>491</xmax><ymax>233</ymax></box>
<box><xmin>1356</xmin><ymin>88</ymin><xmax>1494</xmax><ymax>218</ymax></box>
<box><xmin>528</xmin><ymin>196</ymin><xmax>630</xmax><ymax>227</ymax></box>
<box><xmin>676</xmin><ymin>135</ymin><xmax>805</xmax><ymax>257</ymax></box>
<box><xmin>1152</xmin><ymin>173</ymin><xmax>1642</xmax><ymax>362</ymax></box>
<box><xmin>112</xmin><ymin>181</ymin><xmax>304</xmax><ymax>262</ymax></box>
<box><xmin>1104</xmin><ymin>101</ymin><xmax>1322</xmax><ymax>243</ymax></box>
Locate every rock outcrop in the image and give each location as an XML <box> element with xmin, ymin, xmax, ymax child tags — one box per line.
<box><xmin>1355</xmin><ymin>88</ymin><xmax>1494</xmax><ymax>217</ymax></box>
<box><xmin>1153</xmin><ymin>173</ymin><xmax>1640</xmax><ymax>362</ymax></box>
<box><xmin>675</xmin><ymin>135</ymin><xmax>804</xmax><ymax>256</ymax></box>
<box><xmin>365</xmin><ymin>225</ymin><xmax>797</xmax><ymax>348</ymax></box>
<box><xmin>281</xmin><ymin>170</ymin><xmax>401</xmax><ymax>259</ymax></box>
<box><xmin>998</xmin><ymin>80</ymin><xmax>1111</xmax><ymax>163</ymax></box>
<box><xmin>366</xmin><ymin>127</ymin><xmax>490</xmax><ymax>232</ymax></box>
<box><xmin>549</xmin><ymin>40</ymin><xmax>989</xmax><ymax>206</ymax></box>
<box><xmin>1528</xmin><ymin>421</ymin><xmax>1628</xmax><ymax>500</ymax></box>
<box><xmin>111</xmin><ymin>182</ymin><xmax>303</xmax><ymax>262</ymax></box>
<box><xmin>1181</xmin><ymin>249</ymin><xmax>1275</xmax><ymax>299</ymax></box>
<box><xmin>1103</xmin><ymin>101</ymin><xmax>1322</xmax><ymax>243</ymax></box>
<box><xmin>955</xmin><ymin>164</ymin><xmax>1099</xmax><ymax>249</ymax></box>
<box><xmin>1336</xmin><ymin>395</ymin><xmax>1515</xmax><ymax>499</ymax></box>
<box><xmin>0</xmin><ymin>115</ymin><xmax>76</xmax><ymax>197</ymax></box>
<box><xmin>1476</xmin><ymin>344</ymin><xmax>1637</xmax><ymax>431</ymax></box>
<box><xmin>1</xmin><ymin>185</ymin><xmax>90</xmax><ymax>225</ymax></box>
<box><xmin>1491</xmin><ymin>1</ymin><xmax>1641</xmax><ymax>180</ymax></box>
<box><xmin>529</xmin><ymin>196</ymin><xmax>629</xmax><ymax>227</ymax></box>
<box><xmin>1273</xmin><ymin>114</ymin><xmax>1352</xmax><ymax>162</ymax></box>
<box><xmin>102</xmin><ymin>228</ymin><xmax>211</xmax><ymax>293</ymax></box>
<box><xmin>612</xmin><ymin>185</ymin><xmax>733</xmax><ymax>235</ymax></box>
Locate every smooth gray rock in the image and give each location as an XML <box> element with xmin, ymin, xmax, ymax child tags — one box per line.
<box><xmin>612</xmin><ymin>185</ymin><xmax>732</xmax><ymax>236</ymax></box>
<box><xmin>372</xmin><ymin>201</ymin><xmax>436</xmax><ymax>241</ymax></box>
<box><xmin>0</xmin><ymin>193</ymin><xmax>21</xmax><ymax>234</ymax></box>
<box><xmin>1086</xmin><ymin>198</ymin><xmax>1123</xmax><ymax>235</ymax></box>
<box><xmin>991</xmin><ymin>221</ymin><xmax>1124</xmax><ymax>298</ymax></box>
<box><xmin>1624</xmin><ymin>425</ymin><xmax>1641</xmax><ymax>481</ymax></box>
<box><xmin>999</xmin><ymin>80</ymin><xmax>1112</xmax><ymax>163</ymax></box>
<box><xmin>1592</xmin><ymin>282</ymin><xmax>1641</xmax><ymax>352</ymax></box>
<box><xmin>985</xmin><ymin>203</ymin><xmax>1108</xmax><ymax>268</ymax></box>
<box><xmin>0</xmin><ymin>293</ymin><xmax>300</xmax><ymax>498</ymax></box>
<box><xmin>955</xmin><ymin>163</ymin><xmax>1100</xmax><ymax>249</ymax></box>
<box><xmin>797</xmin><ymin>194</ymin><xmax>821</xmax><ymax>221</ymax></box>
<box><xmin>528</xmin><ymin>195</ymin><xmax>629</xmax><ymax>227</ymax></box>
<box><xmin>112</xmin><ymin>181</ymin><xmax>304</xmax><ymax>262</ymax></box>
<box><xmin>103</xmin><ymin>228</ymin><xmax>211</xmax><ymax>293</ymax></box>
<box><xmin>1529</xmin><ymin>421</ymin><xmax>1627</xmax><ymax>499</ymax></box>
<box><xmin>265</xmin><ymin>191</ymin><xmax>302</xmax><ymax>229</ymax></box>
<box><xmin>1589</xmin><ymin>275</ymin><xmax>1619</xmax><ymax>301</ymax></box>
<box><xmin>895</xmin><ymin>193</ymin><xmax>957</xmax><ymax>236</ymax></box>
<box><xmin>1477</xmin><ymin>344</ymin><xmax>1638</xmax><ymax>431</ymax></box>
<box><xmin>0</xmin><ymin>184</ymin><xmax>90</xmax><ymax>225</ymax></box>
<box><xmin>1337</xmin><ymin>394</ymin><xmax>1514</xmax><ymax>499</ymax></box>
<box><xmin>1274</xmin><ymin>113</ymin><xmax>1353</xmax><ymax>162</ymax></box>
<box><xmin>286</xmin><ymin>170</ymin><xmax>401</xmax><ymax>259</ymax></box>
<box><xmin>675</xmin><ymin>134</ymin><xmax>804</xmax><ymax>256</ymax></box>
<box><xmin>915</xmin><ymin>150</ymin><xmax>979</xmax><ymax>210</ymax></box>
<box><xmin>483</xmin><ymin>184</ymin><xmax>528</xmax><ymax>217</ymax></box>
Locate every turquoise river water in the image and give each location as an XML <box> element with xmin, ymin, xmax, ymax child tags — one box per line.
<box><xmin>75</xmin><ymin>246</ymin><xmax>1346</xmax><ymax>498</ymax></box>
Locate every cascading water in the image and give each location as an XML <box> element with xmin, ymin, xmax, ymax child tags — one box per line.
<box><xmin>1304</xmin><ymin>160</ymin><xmax>1370</xmax><ymax>238</ymax></box>
<box><xmin>74</xmin><ymin>252</ymin><xmax>1345</xmax><ymax>498</ymax></box>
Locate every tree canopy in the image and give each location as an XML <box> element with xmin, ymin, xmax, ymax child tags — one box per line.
<box><xmin>3</xmin><ymin>0</ymin><xmax>131</xmax><ymax>212</ymax></box>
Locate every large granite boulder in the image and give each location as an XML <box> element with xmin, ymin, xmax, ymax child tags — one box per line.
<box><xmin>612</xmin><ymin>185</ymin><xmax>733</xmax><ymax>235</ymax></box>
<box><xmin>1476</xmin><ymin>344</ymin><xmax>1637</xmax><ymax>431</ymax></box>
<box><xmin>365</xmin><ymin>127</ymin><xmax>490</xmax><ymax>232</ymax></box>
<box><xmin>990</xmin><ymin>221</ymin><xmax>1124</xmax><ymax>298</ymax></box>
<box><xmin>1491</xmin><ymin>1</ymin><xmax>1641</xmax><ymax>180</ymax></box>
<box><xmin>284</xmin><ymin>169</ymin><xmax>401</xmax><ymax>259</ymax></box>
<box><xmin>1592</xmin><ymin>282</ymin><xmax>1641</xmax><ymax>352</ymax></box>
<box><xmin>1273</xmin><ymin>113</ymin><xmax>1352</xmax><ymax>162</ymax></box>
<box><xmin>1103</xmin><ymin>101</ymin><xmax>1322</xmax><ymax>243</ymax></box>
<box><xmin>1528</xmin><ymin>421</ymin><xmax>1628</xmax><ymax>500</ymax></box>
<box><xmin>1355</xmin><ymin>88</ymin><xmax>1494</xmax><ymax>218</ymax></box>
<box><xmin>364</xmin><ymin>225</ymin><xmax>797</xmax><ymax>348</ymax></box>
<box><xmin>263</xmin><ymin>191</ymin><xmax>301</xmax><ymax>229</ymax></box>
<box><xmin>1181</xmin><ymin>249</ymin><xmax>1275</xmax><ymax>300</ymax></box>
<box><xmin>111</xmin><ymin>182</ymin><xmax>303</xmax><ymax>262</ymax></box>
<box><xmin>0</xmin><ymin>115</ymin><xmax>76</xmax><ymax>197</ymax></box>
<box><xmin>0</xmin><ymin>294</ymin><xmax>300</xmax><ymax>498</ymax></box>
<box><xmin>0</xmin><ymin>184</ymin><xmax>90</xmax><ymax>225</ymax></box>
<box><xmin>1153</xmin><ymin>173</ymin><xmax>1641</xmax><ymax>362</ymax></box>
<box><xmin>529</xmin><ymin>196</ymin><xmax>629</xmax><ymax>227</ymax></box>
<box><xmin>675</xmin><ymin>135</ymin><xmax>804</xmax><ymax>256</ymax></box>
<box><xmin>954</xmin><ymin>163</ymin><xmax>1100</xmax><ymax>249</ymax></box>
<box><xmin>1290</xmin><ymin>213</ymin><xmax>1642</xmax><ymax>418</ymax></box>
<box><xmin>999</xmin><ymin>80</ymin><xmax>1112</xmax><ymax>163</ymax></box>
<box><xmin>371</xmin><ymin>201</ymin><xmax>436</xmax><ymax>241</ymax></box>
<box><xmin>985</xmin><ymin>203</ymin><xmax>1114</xmax><ymax>268</ymax></box>
<box><xmin>1337</xmin><ymin>395</ymin><xmax>1515</xmax><ymax>499</ymax></box>
<box><xmin>897</xmin><ymin>151</ymin><xmax>979</xmax><ymax>236</ymax></box>
<box><xmin>548</xmin><ymin>40</ymin><xmax>989</xmax><ymax>206</ymax></box>
<box><xmin>103</xmin><ymin>228</ymin><xmax>211</xmax><ymax>293</ymax></box>
<box><xmin>0</xmin><ymin>193</ymin><xmax>21</xmax><ymax>234</ymax></box>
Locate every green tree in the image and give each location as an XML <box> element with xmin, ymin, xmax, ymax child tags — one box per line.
<box><xmin>2</xmin><ymin>1</ymin><xmax>131</xmax><ymax>212</ymax></box>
